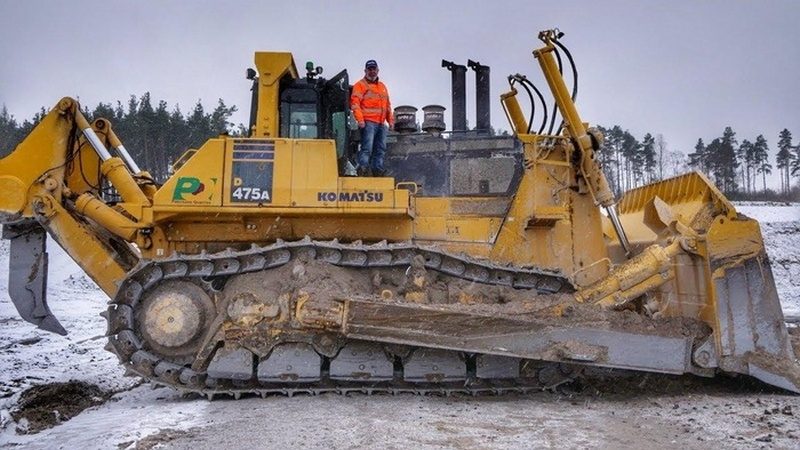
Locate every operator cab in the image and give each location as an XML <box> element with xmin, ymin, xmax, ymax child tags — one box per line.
<box><xmin>247</xmin><ymin>60</ymin><xmax>356</xmax><ymax>174</ymax></box>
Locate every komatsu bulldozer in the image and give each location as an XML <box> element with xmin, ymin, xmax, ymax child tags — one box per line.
<box><xmin>1</xmin><ymin>29</ymin><xmax>798</xmax><ymax>396</ymax></box>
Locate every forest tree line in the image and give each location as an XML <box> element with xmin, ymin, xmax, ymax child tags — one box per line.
<box><xmin>595</xmin><ymin>125</ymin><xmax>800</xmax><ymax>200</ymax></box>
<box><xmin>0</xmin><ymin>93</ymin><xmax>237</xmax><ymax>182</ymax></box>
<box><xmin>1</xmin><ymin>93</ymin><xmax>799</xmax><ymax>200</ymax></box>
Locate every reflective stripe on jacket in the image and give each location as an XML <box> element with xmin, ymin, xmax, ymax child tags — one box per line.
<box><xmin>350</xmin><ymin>78</ymin><xmax>393</xmax><ymax>126</ymax></box>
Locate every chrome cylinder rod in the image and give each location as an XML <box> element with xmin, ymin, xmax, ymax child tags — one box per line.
<box><xmin>113</xmin><ymin>144</ymin><xmax>141</xmax><ymax>174</ymax></box>
<box><xmin>606</xmin><ymin>205</ymin><xmax>632</xmax><ymax>258</ymax></box>
<box><xmin>75</xmin><ymin>111</ymin><xmax>113</xmax><ymax>161</ymax></box>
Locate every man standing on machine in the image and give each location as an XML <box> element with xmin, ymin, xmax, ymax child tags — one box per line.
<box><xmin>350</xmin><ymin>59</ymin><xmax>394</xmax><ymax>176</ymax></box>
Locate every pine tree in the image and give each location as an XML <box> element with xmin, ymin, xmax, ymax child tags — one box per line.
<box><xmin>0</xmin><ymin>105</ymin><xmax>20</xmax><ymax>158</ymax></box>
<box><xmin>776</xmin><ymin>129</ymin><xmax>794</xmax><ymax>195</ymax></box>
<box><xmin>187</xmin><ymin>101</ymin><xmax>212</xmax><ymax>149</ymax></box>
<box><xmin>597</xmin><ymin>125</ymin><xmax>622</xmax><ymax>196</ymax></box>
<box><xmin>138</xmin><ymin>92</ymin><xmax>157</xmax><ymax>173</ymax></box>
<box><xmin>737</xmin><ymin>139</ymin><xmax>754</xmax><ymax>194</ymax></box>
<box><xmin>688</xmin><ymin>138</ymin><xmax>707</xmax><ymax>174</ymax></box>
<box><xmin>209</xmin><ymin>99</ymin><xmax>238</xmax><ymax>135</ymax></box>
<box><xmin>151</xmin><ymin>100</ymin><xmax>172</xmax><ymax>181</ymax></box>
<box><xmin>710</xmin><ymin>127</ymin><xmax>738</xmax><ymax>193</ymax></box>
<box><xmin>641</xmin><ymin>133</ymin><xmax>656</xmax><ymax>184</ymax></box>
<box><xmin>752</xmin><ymin>135</ymin><xmax>771</xmax><ymax>193</ymax></box>
<box><xmin>90</xmin><ymin>103</ymin><xmax>117</xmax><ymax>123</ymax></box>
<box><xmin>620</xmin><ymin>131</ymin><xmax>641</xmax><ymax>190</ymax></box>
<box><xmin>705</xmin><ymin>138</ymin><xmax>721</xmax><ymax>184</ymax></box>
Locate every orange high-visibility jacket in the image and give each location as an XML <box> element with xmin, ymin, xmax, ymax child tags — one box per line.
<box><xmin>350</xmin><ymin>77</ymin><xmax>394</xmax><ymax>127</ymax></box>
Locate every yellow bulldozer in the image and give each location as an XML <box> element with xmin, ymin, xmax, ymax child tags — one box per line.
<box><xmin>1</xmin><ymin>29</ymin><xmax>797</xmax><ymax>396</ymax></box>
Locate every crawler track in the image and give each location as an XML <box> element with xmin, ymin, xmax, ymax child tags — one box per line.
<box><xmin>104</xmin><ymin>239</ymin><xmax>577</xmax><ymax>397</ymax></box>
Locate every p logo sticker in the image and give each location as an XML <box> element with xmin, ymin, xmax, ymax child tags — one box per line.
<box><xmin>172</xmin><ymin>176</ymin><xmax>217</xmax><ymax>203</ymax></box>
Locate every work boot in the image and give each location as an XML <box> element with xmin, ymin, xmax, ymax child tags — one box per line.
<box><xmin>373</xmin><ymin>168</ymin><xmax>387</xmax><ymax>177</ymax></box>
<box><xmin>357</xmin><ymin>166</ymin><xmax>371</xmax><ymax>177</ymax></box>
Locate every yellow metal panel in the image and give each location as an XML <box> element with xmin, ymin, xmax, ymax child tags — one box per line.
<box><xmin>0</xmin><ymin>176</ymin><xmax>26</xmax><ymax>219</ymax></box>
<box><xmin>414</xmin><ymin>197</ymin><xmax>511</xmax><ymax>218</ymax></box>
<box><xmin>253</xmin><ymin>52</ymin><xmax>298</xmax><ymax>138</ymax></box>
<box><xmin>707</xmin><ymin>215</ymin><xmax>764</xmax><ymax>263</ymax></box>
<box><xmin>443</xmin><ymin>218</ymin><xmax>499</xmax><ymax>243</ymax></box>
<box><xmin>154</xmin><ymin>139</ymin><xmax>225</xmax><ymax>207</ymax></box>
<box><xmin>412</xmin><ymin>215</ymin><xmax>501</xmax><ymax>244</ymax></box>
<box><xmin>270</xmin><ymin>139</ymin><xmax>293</xmax><ymax>205</ymax></box>
<box><xmin>66</xmin><ymin>140</ymin><xmax>102</xmax><ymax>197</ymax></box>
<box><xmin>144</xmin><ymin>214</ymin><xmax>414</xmax><ymax>256</ymax></box>
<box><xmin>414</xmin><ymin>217</ymin><xmax>447</xmax><ymax>240</ymax></box>
<box><xmin>568</xmin><ymin>192</ymin><xmax>609</xmax><ymax>287</ymax></box>
<box><xmin>289</xmin><ymin>217</ymin><xmax>413</xmax><ymax>241</ymax></box>
<box><xmin>395</xmin><ymin>189</ymin><xmax>411</xmax><ymax>211</ymax></box>
<box><xmin>414</xmin><ymin>197</ymin><xmax>451</xmax><ymax>216</ymax></box>
<box><xmin>0</xmin><ymin>98</ymin><xmax>76</xmax><ymax>220</ymax></box>
<box><xmin>290</xmin><ymin>139</ymin><xmax>340</xmax><ymax>206</ymax></box>
<box><xmin>489</xmin><ymin>136</ymin><xmax>580</xmax><ymax>273</ymax></box>
<box><xmin>338</xmin><ymin>177</ymin><xmax>396</xmax><ymax>191</ymax></box>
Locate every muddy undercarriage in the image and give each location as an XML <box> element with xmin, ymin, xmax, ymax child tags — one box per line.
<box><xmin>102</xmin><ymin>239</ymin><xmax>730</xmax><ymax>397</ymax></box>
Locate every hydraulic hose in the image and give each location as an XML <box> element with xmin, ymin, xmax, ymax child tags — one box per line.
<box><xmin>513</xmin><ymin>75</ymin><xmax>548</xmax><ymax>135</ymax></box>
<box><xmin>553</xmin><ymin>38</ymin><xmax>579</xmax><ymax>103</ymax></box>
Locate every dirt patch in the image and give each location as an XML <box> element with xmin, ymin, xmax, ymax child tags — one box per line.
<box><xmin>11</xmin><ymin>380</ymin><xmax>109</xmax><ymax>434</ymax></box>
<box><xmin>565</xmin><ymin>368</ymin><xmax>777</xmax><ymax>398</ymax></box>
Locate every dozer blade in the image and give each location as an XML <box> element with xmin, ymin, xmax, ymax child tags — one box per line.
<box><xmin>713</xmin><ymin>254</ymin><xmax>799</xmax><ymax>392</ymax></box>
<box><xmin>612</xmin><ymin>171</ymin><xmax>799</xmax><ymax>392</ymax></box>
<box><xmin>3</xmin><ymin>222</ymin><xmax>66</xmax><ymax>335</ymax></box>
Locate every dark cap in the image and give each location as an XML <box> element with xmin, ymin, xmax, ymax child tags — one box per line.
<box><xmin>365</xmin><ymin>59</ymin><xmax>378</xmax><ymax>69</ymax></box>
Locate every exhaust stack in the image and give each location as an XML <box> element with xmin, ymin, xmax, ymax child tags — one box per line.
<box><xmin>468</xmin><ymin>60</ymin><xmax>491</xmax><ymax>134</ymax></box>
<box><xmin>442</xmin><ymin>60</ymin><xmax>467</xmax><ymax>133</ymax></box>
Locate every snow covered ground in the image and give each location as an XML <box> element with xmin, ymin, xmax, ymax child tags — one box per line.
<box><xmin>0</xmin><ymin>202</ymin><xmax>798</xmax><ymax>449</ymax></box>
<box><xmin>735</xmin><ymin>202</ymin><xmax>800</xmax><ymax>315</ymax></box>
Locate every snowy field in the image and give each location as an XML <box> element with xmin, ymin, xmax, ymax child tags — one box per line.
<box><xmin>735</xmin><ymin>202</ymin><xmax>800</xmax><ymax>315</ymax></box>
<box><xmin>0</xmin><ymin>202</ymin><xmax>798</xmax><ymax>449</ymax></box>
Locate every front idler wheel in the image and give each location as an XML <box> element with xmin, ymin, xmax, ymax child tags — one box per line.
<box><xmin>136</xmin><ymin>280</ymin><xmax>215</xmax><ymax>364</ymax></box>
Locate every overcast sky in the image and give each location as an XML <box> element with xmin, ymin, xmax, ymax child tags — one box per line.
<box><xmin>1</xmin><ymin>1</ymin><xmax>798</xmax><ymax>186</ymax></box>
